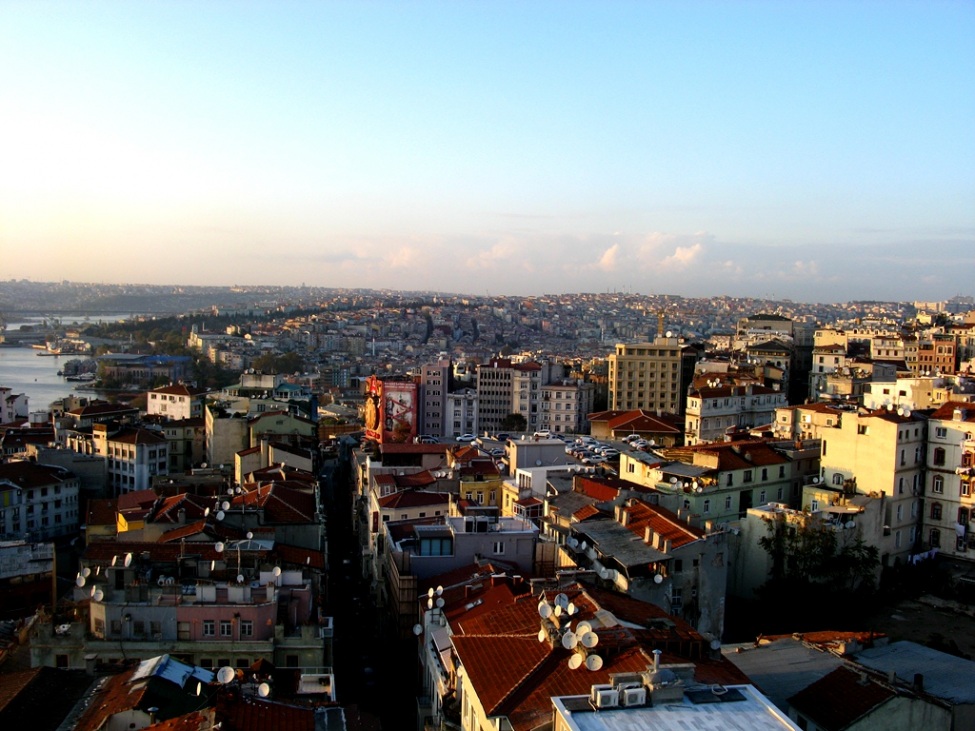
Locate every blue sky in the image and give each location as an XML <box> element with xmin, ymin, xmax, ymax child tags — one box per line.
<box><xmin>1</xmin><ymin>1</ymin><xmax>972</xmax><ymax>302</ymax></box>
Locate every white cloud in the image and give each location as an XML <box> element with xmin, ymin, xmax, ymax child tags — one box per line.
<box><xmin>598</xmin><ymin>243</ymin><xmax>620</xmax><ymax>271</ymax></box>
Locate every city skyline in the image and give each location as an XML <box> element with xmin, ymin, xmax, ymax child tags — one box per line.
<box><xmin>2</xmin><ymin>1</ymin><xmax>973</xmax><ymax>302</ymax></box>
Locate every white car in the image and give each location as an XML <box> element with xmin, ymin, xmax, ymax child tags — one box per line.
<box><xmin>456</xmin><ymin>433</ymin><xmax>477</xmax><ymax>442</ymax></box>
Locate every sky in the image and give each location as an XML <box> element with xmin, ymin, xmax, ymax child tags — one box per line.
<box><xmin>1</xmin><ymin>1</ymin><xmax>973</xmax><ymax>303</ymax></box>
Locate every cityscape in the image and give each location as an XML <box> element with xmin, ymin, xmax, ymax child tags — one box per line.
<box><xmin>1</xmin><ymin>279</ymin><xmax>975</xmax><ymax>730</ymax></box>
<box><xmin>2</xmin><ymin>1</ymin><xmax>974</xmax><ymax>730</ymax></box>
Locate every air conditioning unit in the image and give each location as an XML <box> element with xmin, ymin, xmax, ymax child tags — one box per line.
<box><xmin>591</xmin><ymin>684</ymin><xmax>618</xmax><ymax>708</ymax></box>
<box><xmin>622</xmin><ymin>687</ymin><xmax>647</xmax><ymax>706</ymax></box>
<box><xmin>595</xmin><ymin>689</ymin><xmax>619</xmax><ymax>708</ymax></box>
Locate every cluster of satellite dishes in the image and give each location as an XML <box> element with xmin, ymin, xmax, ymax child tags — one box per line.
<box><xmin>426</xmin><ymin>585</ymin><xmax>445</xmax><ymax>610</ymax></box>
<box><xmin>215</xmin><ymin>665</ymin><xmax>271</xmax><ymax>698</ymax></box>
<box><xmin>668</xmin><ymin>476</ymin><xmax>703</xmax><ymax>494</ymax></box>
<box><xmin>537</xmin><ymin>594</ymin><xmax>605</xmax><ymax>671</ymax></box>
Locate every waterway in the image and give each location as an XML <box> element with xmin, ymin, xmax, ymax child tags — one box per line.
<box><xmin>0</xmin><ymin>316</ymin><xmax>133</xmax><ymax>411</ymax></box>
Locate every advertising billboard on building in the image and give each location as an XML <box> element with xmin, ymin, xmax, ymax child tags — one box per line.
<box><xmin>363</xmin><ymin>376</ymin><xmax>418</xmax><ymax>444</ymax></box>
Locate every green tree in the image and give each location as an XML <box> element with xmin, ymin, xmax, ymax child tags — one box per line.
<box><xmin>501</xmin><ymin>413</ymin><xmax>527</xmax><ymax>432</ymax></box>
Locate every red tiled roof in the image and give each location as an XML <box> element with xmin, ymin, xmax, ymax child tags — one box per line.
<box><xmin>788</xmin><ymin>666</ymin><xmax>895</xmax><ymax>730</ymax></box>
<box><xmin>0</xmin><ymin>461</ymin><xmax>74</xmax><ymax>489</ymax></box>
<box><xmin>73</xmin><ymin>666</ymin><xmax>148</xmax><ymax>731</ymax></box>
<box><xmin>215</xmin><ymin>694</ymin><xmax>316</xmax><ymax>731</ymax></box>
<box><xmin>274</xmin><ymin>543</ymin><xmax>325</xmax><ymax>570</ymax></box>
<box><xmin>378</xmin><ymin>490</ymin><xmax>450</xmax><ymax>509</ymax></box>
<box><xmin>231</xmin><ymin>484</ymin><xmax>316</xmax><ymax>524</ymax></box>
<box><xmin>624</xmin><ymin>500</ymin><xmax>704</xmax><ymax>549</ymax></box>
<box><xmin>86</xmin><ymin>499</ymin><xmax>118</xmax><ymax>527</ymax></box>
<box><xmin>930</xmin><ymin>401</ymin><xmax>975</xmax><ymax>422</ymax></box>
<box><xmin>574</xmin><ymin>477</ymin><xmax>620</xmax><ymax>503</ymax></box>
<box><xmin>572</xmin><ymin>504</ymin><xmax>602</xmax><ymax>521</ymax></box>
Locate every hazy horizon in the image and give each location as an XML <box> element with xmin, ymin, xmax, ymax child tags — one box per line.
<box><xmin>2</xmin><ymin>2</ymin><xmax>972</xmax><ymax>302</ymax></box>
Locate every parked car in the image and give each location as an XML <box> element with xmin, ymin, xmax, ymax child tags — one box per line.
<box><xmin>583</xmin><ymin>455</ymin><xmax>608</xmax><ymax>465</ymax></box>
<box><xmin>456</xmin><ymin>433</ymin><xmax>477</xmax><ymax>442</ymax></box>
<box><xmin>601</xmin><ymin>449</ymin><xmax>621</xmax><ymax>459</ymax></box>
<box><xmin>494</xmin><ymin>433</ymin><xmax>510</xmax><ymax>442</ymax></box>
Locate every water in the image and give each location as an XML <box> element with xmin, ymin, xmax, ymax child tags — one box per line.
<box><xmin>0</xmin><ymin>316</ymin><xmax>133</xmax><ymax>411</ymax></box>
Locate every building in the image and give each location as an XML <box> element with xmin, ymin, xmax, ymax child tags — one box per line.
<box><xmin>475</xmin><ymin>358</ymin><xmax>542</xmax><ymax>434</ymax></box>
<box><xmin>146</xmin><ymin>383</ymin><xmax>207</xmax><ymax>421</ymax></box>
<box><xmin>818</xmin><ymin>407</ymin><xmax>926</xmax><ymax>566</ymax></box>
<box><xmin>608</xmin><ymin>336</ymin><xmax>697</xmax><ymax>415</ymax></box>
<box><xmin>0</xmin><ymin>461</ymin><xmax>81</xmax><ymax>541</ymax></box>
<box><xmin>0</xmin><ymin>386</ymin><xmax>29</xmax><ymax>424</ymax></box>
<box><xmin>539</xmin><ymin>379</ymin><xmax>595</xmax><ymax>436</ymax></box>
<box><xmin>685</xmin><ymin>383</ymin><xmax>787</xmax><ymax>445</ymax></box>
<box><xmin>419</xmin><ymin>359</ymin><xmax>451</xmax><ymax>438</ymax></box>
<box><xmin>923</xmin><ymin>402</ymin><xmax>975</xmax><ymax>559</ymax></box>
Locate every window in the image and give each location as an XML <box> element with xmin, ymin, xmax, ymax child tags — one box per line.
<box><xmin>930</xmin><ymin>528</ymin><xmax>941</xmax><ymax>548</ymax></box>
<box><xmin>833</xmin><ymin>473</ymin><xmax>843</xmax><ymax>486</ymax></box>
<box><xmin>203</xmin><ymin>620</ymin><xmax>215</xmax><ymax>637</ymax></box>
<box><xmin>725</xmin><ymin>496</ymin><xmax>732</xmax><ymax>510</ymax></box>
<box><xmin>743</xmin><ymin>470</ymin><xmax>753</xmax><ymax>483</ymax></box>
<box><xmin>933</xmin><ymin>475</ymin><xmax>944</xmax><ymax>494</ymax></box>
<box><xmin>703</xmin><ymin>499</ymin><xmax>710</xmax><ymax>514</ymax></box>
<box><xmin>492</xmin><ymin>541</ymin><xmax>505</xmax><ymax>555</ymax></box>
<box><xmin>240</xmin><ymin>620</ymin><xmax>253</xmax><ymax>637</ymax></box>
<box><xmin>759</xmin><ymin>490</ymin><xmax>767</xmax><ymax>504</ymax></box>
<box><xmin>674</xmin><ymin>559</ymin><xmax>683</xmax><ymax>573</ymax></box>
<box><xmin>935</xmin><ymin>427</ymin><xmax>947</xmax><ymax>439</ymax></box>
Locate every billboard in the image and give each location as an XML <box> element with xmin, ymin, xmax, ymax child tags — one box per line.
<box><xmin>364</xmin><ymin>376</ymin><xmax>418</xmax><ymax>444</ymax></box>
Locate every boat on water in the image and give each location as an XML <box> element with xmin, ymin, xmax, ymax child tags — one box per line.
<box><xmin>65</xmin><ymin>372</ymin><xmax>97</xmax><ymax>382</ymax></box>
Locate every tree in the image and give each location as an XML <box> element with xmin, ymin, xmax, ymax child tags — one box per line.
<box><xmin>500</xmin><ymin>413</ymin><xmax>527</xmax><ymax>432</ymax></box>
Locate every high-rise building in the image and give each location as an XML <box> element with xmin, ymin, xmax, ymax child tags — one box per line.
<box><xmin>608</xmin><ymin>336</ymin><xmax>696</xmax><ymax>415</ymax></box>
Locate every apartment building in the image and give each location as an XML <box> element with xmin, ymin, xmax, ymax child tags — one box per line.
<box><xmin>0</xmin><ymin>461</ymin><xmax>81</xmax><ymax>541</ymax></box>
<box><xmin>475</xmin><ymin>358</ymin><xmax>543</xmax><ymax>433</ymax></box>
<box><xmin>146</xmin><ymin>383</ymin><xmax>207</xmax><ymax>420</ymax></box>
<box><xmin>819</xmin><ymin>407</ymin><xmax>926</xmax><ymax>566</ymax></box>
<box><xmin>608</xmin><ymin>336</ymin><xmax>696</xmax><ymax>415</ymax></box>
<box><xmin>419</xmin><ymin>359</ymin><xmax>451</xmax><ymax>438</ymax></box>
<box><xmin>445</xmin><ymin>387</ymin><xmax>478</xmax><ymax>438</ymax></box>
<box><xmin>539</xmin><ymin>379</ymin><xmax>595</xmax><ymax>435</ymax></box>
<box><xmin>685</xmin><ymin>383</ymin><xmax>786</xmax><ymax>445</ymax></box>
<box><xmin>924</xmin><ymin>402</ymin><xmax>975</xmax><ymax>559</ymax></box>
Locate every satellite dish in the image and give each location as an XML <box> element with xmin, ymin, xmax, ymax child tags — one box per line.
<box><xmin>537</xmin><ymin>629</ymin><xmax>547</xmax><ymax>643</ymax></box>
<box><xmin>568</xmin><ymin>654</ymin><xmax>583</xmax><ymax>670</ymax></box>
<box><xmin>215</xmin><ymin>542</ymin><xmax>225</xmax><ymax>553</ymax></box>
<box><xmin>586</xmin><ymin>654</ymin><xmax>604</xmax><ymax>671</ymax></box>
<box><xmin>654</xmin><ymin>573</ymin><xmax>664</xmax><ymax>584</ymax></box>
<box><xmin>599</xmin><ymin>568</ymin><xmax>610</xmax><ymax>580</ymax></box>
<box><xmin>111</xmin><ymin>555</ymin><xmax>118</xmax><ymax>566</ymax></box>
<box><xmin>436</xmin><ymin>585</ymin><xmax>444</xmax><ymax>596</ymax></box>
<box><xmin>812</xmin><ymin>476</ymin><xmax>820</xmax><ymax>484</ymax></box>
<box><xmin>562</xmin><ymin>631</ymin><xmax>578</xmax><ymax>650</ymax></box>
<box><xmin>221</xmin><ymin>501</ymin><xmax>230</xmax><ymax>511</ymax></box>
<box><xmin>539</xmin><ymin>603</ymin><xmax>553</xmax><ymax>619</ymax></box>
<box><xmin>93</xmin><ymin>589</ymin><xmax>104</xmax><ymax>602</ymax></box>
<box><xmin>710</xmin><ymin>638</ymin><xmax>722</xmax><ymax>651</ymax></box>
<box><xmin>428</xmin><ymin>587</ymin><xmax>435</xmax><ymax>599</ymax></box>
<box><xmin>555</xmin><ymin>593</ymin><xmax>569</xmax><ymax>609</ymax></box>
<box><xmin>581</xmin><ymin>632</ymin><xmax>599</xmax><ymax>648</ymax></box>
<box><xmin>124</xmin><ymin>553</ymin><xmax>133</xmax><ymax>567</ymax></box>
<box><xmin>158</xmin><ymin>576</ymin><xmax>166</xmax><ymax>586</ymax></box>
<box><xmin>217</xmin><ymin>666</ymin><xmax>235</xmax><ymax>684</ymax></box>
<box><xmin>567</xmin><ymin>537</ymin><xmax>578</xmax><ymax>548</ymax></box>
<box><xmin>413</xmin><ymin>624</ymin><xmax>423</xmax><ymax>636</ymax></box>
<box><xmin>567</xmin><ymin>602</ymin><xmax>577</xmax><ymax>615</ymax></box>
<box><xmin>246</xmin><ymin>531</ymin><xmax>254</xmax><ymax>540</ymax></box>
<box><xmin>272</xmin><ymin>566</ymin><xmax>282</xmax><ymax>577</ymax></box>
<box><xmin>236</xmin><ymin>574</ymin><xmax>245</xmax><ymax>583</ymax></box>
<box><xmin>554</xmin><ymin>605</ymin><xmax>563</xmax><ymax>617</ymax></box>
<box><xmin>258</xmin><ymin>682</ymin><xmax>271</xmax><ymax>698</ymax></box>
<box><xmin>580</xmin><ymin>541</ymin><xmax>587</xmax><ymax>551</ymax></box>
<box><xmin>75</xmin><ymin>575</ymin><xmax>86</xmax><ymax>587</ymax></box>
<box><xmin>82</xmin><ymin>567</ymin><xmax>91</xmax><ymax>577</ymax></box>
<box><xmin>670</xmin><ymin>477</ymin><xmax>678</xmax><ymax>484</ymax></box>
<box><xmin>195</xmin><ymin>681</ymin><xmax>202</xmax><ymax>697</ymax></box>
<box><xmin>166</xmin><ymin>577</ymin><xmax>175</xmax><ymax>585</ymax></box>
<box><xmin>211</xmin><ymin>560</ymin><xmax>216</xmax><ymax>571</ymax></box>
<box><xmin>216</xmin><ymin>511</ymin><xmax>225</xmax><ymax>521</ymax></box>
<box><xmin>427</xmin><ymin>598</ymin><xmax>434</xmax><ymax>609</ymax></box>
<box><xmin>436</xmin><ymin>598</ymin><xmax>445</xmax><ymax>608</ymax></box>
<box><xmin>576</xmin><ymin>621</ymin><xmax>592</xmax><ymax>636</ymax></box>
<box><xmin>90</xmin><ymin>585</ymin><xmax>97</xmax><ymax>597</ymax></box>
<box><xmin>204</xmin><ymin>507</ymin><xmax>210</xmax><ymax>517</ymax></box>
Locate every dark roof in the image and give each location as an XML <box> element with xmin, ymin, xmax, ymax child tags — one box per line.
<box><xmin>0</xmin><ymin>667</ymin><xmax>97</xmax><ymax>731</ymax></box>
<box><xmin>788</xmin><ymin>666</ymin><xmax>895</xmax><ymax>730</ymax></box>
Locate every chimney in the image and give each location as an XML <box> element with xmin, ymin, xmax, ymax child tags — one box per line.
<box><xmin>652</xmin><ymin>648</ymin><xmax>662</xmax><ymax>671</ymax></box>
<box><xmin>913</xmin><ymin>673</ymin><xmax>924</xmax><ymax>692</ymax></box>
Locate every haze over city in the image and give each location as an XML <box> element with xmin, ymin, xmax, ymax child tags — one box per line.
<box><xmin>2</xmin><ymin>1</ymin><xmax>972</xmax><ymax>302</ymax></box>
